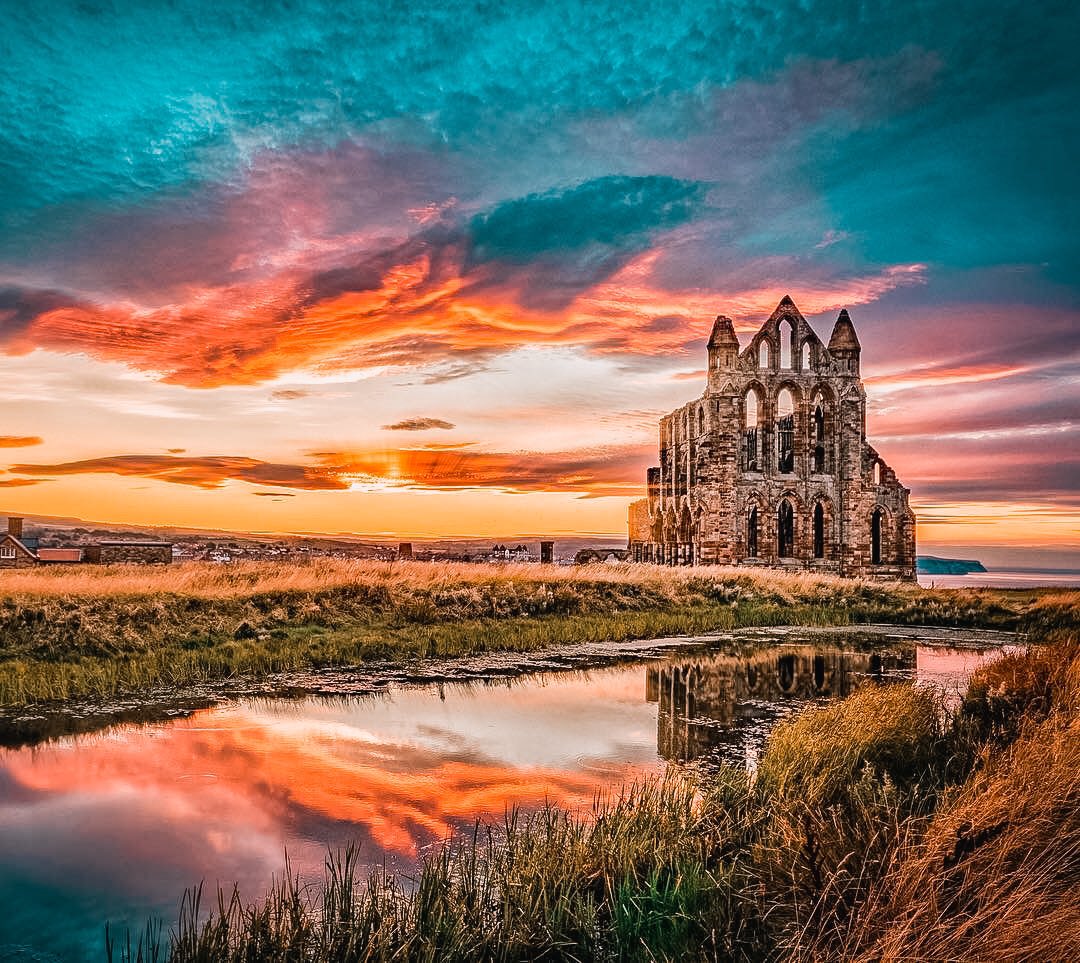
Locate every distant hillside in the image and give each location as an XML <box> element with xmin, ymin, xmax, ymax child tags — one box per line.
<box><xmin>917</xmin><ymin>555</ymin><xmax>988</xmax><ymax>575</ymax></box>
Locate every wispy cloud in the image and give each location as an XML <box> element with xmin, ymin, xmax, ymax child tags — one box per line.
<box><xmin>381</xmin><ymin>418</ymin><xmax>456</xmax><ymax>431</ymax></box>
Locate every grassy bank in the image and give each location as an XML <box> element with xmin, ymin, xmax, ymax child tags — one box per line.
<box><xmin>111</xmin><ymin>632</ymin><xmax>1080</xmax><ymax>962</ymax></box>
<box><xmin>0</xmin><ymin>559</ymin><xmax>1070</xmax><ymax>708</ymax></box>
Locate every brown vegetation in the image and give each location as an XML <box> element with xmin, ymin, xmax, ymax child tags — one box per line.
<box><xmin>1</xmin><ymin>559</ymin><xmax>1066</xmax><ymax>709</ymax></box>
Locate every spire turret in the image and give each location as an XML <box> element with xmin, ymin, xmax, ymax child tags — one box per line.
<box><xmin>828</xmin><ymin>308</ymin><xmax>861</xmax><ymax>374</ymax></box>
<box><xmin>707</xmin><ymin>314</ymin><xmax>739</xmax><ymax>388</ymax></box>
<box><xmin>707</xmin><ymin>314</ymin><xmax>739</xmax><ymax>349</ymax></box>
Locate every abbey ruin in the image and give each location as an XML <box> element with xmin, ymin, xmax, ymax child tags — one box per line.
<box><xmin>628</xmin><ymin>296</ymin><xmax>916</xmax><ymax>580</ymax></box>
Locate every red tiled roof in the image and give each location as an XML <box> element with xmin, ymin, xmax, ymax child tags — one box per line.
<box><xmin>37</xmin><ymin>548</ymin><xmax>83</xmax><ymax>562</ymax></box>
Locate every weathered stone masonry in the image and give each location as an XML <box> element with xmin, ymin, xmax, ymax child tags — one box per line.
<box><xmin>628</xmin><ymin>296</ymin><xmax>916</xmax><ymax>580</ymax></box>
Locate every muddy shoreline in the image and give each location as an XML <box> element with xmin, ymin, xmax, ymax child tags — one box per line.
<box><xmin>0</xmin><ymin>623</ymin><xmax>1018</xmax><ymax>748</ymax></box>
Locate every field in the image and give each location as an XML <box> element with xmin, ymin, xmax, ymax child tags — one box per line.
<box><xmin>1</xmin><ymin>559</ymin><xmax>1074</xmax><ymax>709</ymax></box>
<box><xmin>107</xmin><ymin>627</ymin><xmax>1080</xmax><ymax>962</ymax></box>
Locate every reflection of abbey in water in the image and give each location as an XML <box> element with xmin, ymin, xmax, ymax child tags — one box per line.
<box><xmin>646</xmin><ymin>647</ymin><xmax>913</xmax><ymax>762</ymax></box>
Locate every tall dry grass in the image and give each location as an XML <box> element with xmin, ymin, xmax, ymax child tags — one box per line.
<box><xmin>832</xmin><ymin>638</ymin><xmax>1080</xmax><ymax>962</ymax></box>
<box><xmin>0</xmin><ymin>557</ymin><xmax>914</xmax><ymax>600</ymax></box>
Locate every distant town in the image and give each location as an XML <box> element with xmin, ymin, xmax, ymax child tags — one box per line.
<box><xmin>0</xmin><ymin>513</ymin><xmax>642</xmax><ymax>568</ymax></box>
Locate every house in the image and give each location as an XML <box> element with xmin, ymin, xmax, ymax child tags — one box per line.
<box><xmin>0</xmin><ymin>517</ymin><xmax>39</xmax><ymax>568</ymax></box>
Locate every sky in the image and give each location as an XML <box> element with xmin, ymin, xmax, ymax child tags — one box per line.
<box><xmin>0</xmin><ymin>0</ymin><xmax>1077</xmax><ymax>562</ymax></box>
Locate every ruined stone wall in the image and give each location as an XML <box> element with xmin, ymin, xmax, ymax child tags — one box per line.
<box><xmin>629</xmin><ymin>297</ymin><xmax>916</xmax><ymax>581</ymax></box>
<box><xmin>94</xmin><ymin>544</ymin><xmax>173</xmax><ymax>565</ymax></box>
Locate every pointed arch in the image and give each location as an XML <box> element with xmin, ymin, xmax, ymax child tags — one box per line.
<box><xmin>779</xmin><ymin>318</ymin><xmax>794</xmax><ymax>369</ymax></box>
<box><xmin>747</xmin><ymin>504</ymin><xmax>759</xmax><ymax>558</ymax></box>
<box><xmin>776</xmin><ymin>387</ymin><xmax>795</xmax><ymax>473</ymax></box>
<box><xmin>777</xmin><ymin>498</ymin><xmax>795</xmax><ymax>558</ymax></box>
<box><xmin>871</xmin><ymin>507</ymin><xmax>885</xmax><ymax>564</ymax></box>
<box><xmin>743</xmin><ymin>387</ymin><xmax>762</xmax><ymax>472</ymax></box>
<box><xmin>758</xmin><ymin>340</ymin><xmax>770</xmax><ymax>368</ymax></box>
<box><xmin>678</xmin><ymin>503</ymin><xmax>693</xmax><ymax>543</ymax></box>
<box><xmin>810</xmin><ymin>385</ymin><xmax>833</xmax><ymax>475</ymax></box>
<box><xmin>813</xmin><ymin>502</ymin><xmax>825</xmax><ymax>558</ymax></box>
<box><xmin>801</xmin><ymin>341</ymin><xmax>812</xmax><ymax>371</ymax></box>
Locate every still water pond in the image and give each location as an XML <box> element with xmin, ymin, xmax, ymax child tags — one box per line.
<box><xmin>0</xmin><ymin>627</ymin><xmax>1015</xmax><ymax>962</ymax></box>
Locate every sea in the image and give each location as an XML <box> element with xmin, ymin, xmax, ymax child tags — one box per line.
<box><xmin>916</xmin><ymin>568</ymin><xmax>1080</xmax><ymax>589</ymax></box>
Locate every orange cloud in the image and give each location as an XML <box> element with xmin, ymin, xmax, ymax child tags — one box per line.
<box><xmin>316</xmin><ymin>444</ymin><xmax>652</xmax><ymax>496</ymax></box>
<box><xmin>382</xmin><ymin>417</ymin><xmax>456</xmax><ymax>431</ymax></box>
<box><xmin>0</xmin><ymin>435</ymin><xmax>42</xmax><ymax>447</ymax></box>
<box><xmin>10</xmin><ymin>454</ymin><xmax>349</xmax><ymax>491</ymax></box>
<box><xmin>8</xmin><ymin>444</ymin><xmax>653</xmax><ymax>497</ymax></box>
<box><xmin>1</xmin><ymin>240</ymin><xmax>926</xmax><ymax>388</ymax></box>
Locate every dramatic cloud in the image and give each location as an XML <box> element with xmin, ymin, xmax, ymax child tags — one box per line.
<box><xmin>382</xmin><ymin>418</ymin><xmax>456</xmax><ymax>431</ymax></box>
<box><xmin>470</xmin><ymin>177</ymin><xmax>704</xmax><ymax>258</ymax></box>
<box><xmin>11</xmin><ymin>455</ymin><xmax>349</xmax><ymax>491</ymax></box>
<box><xmin>314</xmin><ymin>445</ymin><xmax>653</xmax><ymax>497</ymax></box>
<box><xmin>8</xmin><ymin>444</ymin><xmax>654</xmax><ymax>497</ymax></box>
<box><xmin>0</xmin><ymin>435</ymin><xmax>42</xmax><ymax>447</ymax></box>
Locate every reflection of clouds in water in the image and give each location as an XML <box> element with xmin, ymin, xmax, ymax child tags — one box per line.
<box><xmin>0</xmin><ymin>663</ymin><xmax>667</xmax><ymax>922</ymax></box>
<box><xmin>0</xmin><ymin>637</ymin><xmax>1016</xmax><ymax>963</ymax></box>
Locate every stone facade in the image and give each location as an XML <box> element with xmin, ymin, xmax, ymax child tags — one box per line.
<box><xmin>84</xmin><ymin>541</ymin><xmax>173</xmax><ymax>565</ymax></box>
<box><xmin>628</xmin><ymin>296</ymin><xmax>916</xmax><ymax>580</ymax></box>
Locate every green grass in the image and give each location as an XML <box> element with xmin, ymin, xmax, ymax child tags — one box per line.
<box><xmin>0</xmin><ymin>558</ymin><xmax>1056</xmax><ymax>709</ymax></box>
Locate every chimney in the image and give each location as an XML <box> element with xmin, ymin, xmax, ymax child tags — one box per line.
<box><xmin>8</xmin><ymin>517</ymin><xmax>22</xmax><ymax>540</ymax></box>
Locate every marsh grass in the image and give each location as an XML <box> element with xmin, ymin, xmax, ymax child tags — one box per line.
<box><xmin>117</xmin><ymin>775</ymin><xmax>767</xmax><ymax>963</ymax></box>
<box><xmin>113</xmin><ymin>635</ymin><xmax>1080</xmax><ymax>963</ymax></box>
<box><xmin>0</xmin><ymin>559</ymin><xmax>1050</xmax><ymax>709</ymax></box>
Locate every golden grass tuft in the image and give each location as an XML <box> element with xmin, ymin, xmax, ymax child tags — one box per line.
<box><xmin>842</xmin><ymin>716</ymin><xmax>1080</xmax><ymax>961</ymax></box>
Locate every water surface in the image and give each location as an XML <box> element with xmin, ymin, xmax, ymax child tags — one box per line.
<box><xmin>0</xmin><ymin>628</ymin><xmax>1015</xmax><ymax>962</ymax></box>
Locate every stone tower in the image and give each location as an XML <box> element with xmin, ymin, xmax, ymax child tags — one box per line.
<box><xmin>627</xmin><ymin>297</ymin><xmax>916</xmax><ymax>580</ymax></box>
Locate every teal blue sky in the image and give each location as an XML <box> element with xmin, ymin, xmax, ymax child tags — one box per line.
<box><xmin>0</xmin><ymin>0</ymin><xmax>1076</xmax><ymax>554</ymax></box>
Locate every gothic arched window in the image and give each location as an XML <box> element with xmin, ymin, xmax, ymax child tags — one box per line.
<box><xmin>743</xmin><ymin>390</ymin><xmax>760</xmax><ymax>472</ymax></box>
<box><xmin>777</xmin><ymin>389</ymin><xmax>795</xmax><ymax>473</ymax></box>
<box><xmin>871</xmin><ymin>508</ymin><xmax>884</xmax><ymax>564</ymax></box>
<box><xmin>780</xmin><ymin>319</ymin><xmax>794</xmax><ymax>369</ymax></box>
<box><xmin>747</xmin><ymin>506</ymin><xmax>758</xmax><ymax>558</ymax></box>
<box><xmin>778</xmin><ymin>499</ymin><xmax>795</xmax><ymax>558</ymax></box>
<box><xmin>759</xmin><ymin>341</ymin><xmax>770</xmax><ymax>368</ymax></box>
<box><xmin>813</xmin><ymin>400</ymin><xmax>826</xmax><ymax>473</ymax></box>
<box><xmin>813</xmin><ymin>502</ymin><xmax>825</xmax><ymax>558</ymax></box>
